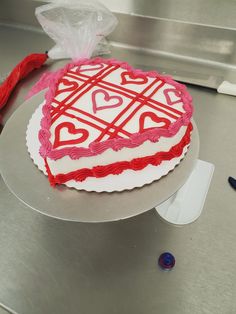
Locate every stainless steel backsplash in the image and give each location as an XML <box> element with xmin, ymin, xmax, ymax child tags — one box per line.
<box><xmin>1</xmin><ymin>0</ymin><xmax>236</xmax><ymax>86</ymax></box>
<box><xmin>2</xmin><ymin>0</ymin><xmax>236</xmax><ymax>30</ymax></box>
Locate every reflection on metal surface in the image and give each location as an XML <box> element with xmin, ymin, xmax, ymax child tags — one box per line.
<box><xmin>2</xmin><ymin>0</ymin><xmax>236</xmax><ymax>30</ymax></box>
<box><xmin>107</xmin><ymin>12</ymin><xmax>236</xmax><ymax>88</ymax></box>
<box><xmin>0</xmin><ymin>305</ymin><xmax>11</xmax><ymax>314</ymax></box>
<box><xmin>100</xmin><ymin>0</ymin><xmax>236</xmax><ymax>30</ymax></box>
<box><xmin>0</xmin><ymin>1</ymin><xmax>236</xmax><ymax>314</ymax></box>
<box><xmin>110</xmin><ymin>13</ymin><xmax>236</xmax><ymax>64</ymax></box>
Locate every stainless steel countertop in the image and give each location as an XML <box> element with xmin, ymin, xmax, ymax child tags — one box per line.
<box><xmin>0</xmin><ymin>25</ymin><xmax>236</xmax><ymax>314</ymax></box>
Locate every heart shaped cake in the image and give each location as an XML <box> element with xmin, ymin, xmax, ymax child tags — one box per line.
<box><xmin>27</xmin><ymin>57</ymin><xmax>193</xmax><ymax>191</ymax></box>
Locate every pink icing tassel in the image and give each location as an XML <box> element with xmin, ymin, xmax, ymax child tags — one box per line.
<box><xmin>26</xmin><ymin>71</ymin><xmax>56</xmax><ymax>99</ymax></box>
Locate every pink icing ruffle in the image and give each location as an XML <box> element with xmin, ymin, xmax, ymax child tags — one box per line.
<box><xmin>38</xmin><ymin>57</ymin><xmax>193</xmax><ymax>160</ymax></box>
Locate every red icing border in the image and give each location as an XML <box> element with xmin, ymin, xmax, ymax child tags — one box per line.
<box><xmin>38</xmin><ymin>57</ymin><xmax>193</xmax><ymax>161</ymax></box>
<box><xmin>48</xmin><ymin>123</ymin><xmax>192</xmax><ymax>185</ymax></box>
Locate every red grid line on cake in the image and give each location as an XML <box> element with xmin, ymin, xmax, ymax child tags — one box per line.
<box><xmin>78</xmin><ymin>77</ymin><xmax>180</xmax><ymax>119</ymax></box>
<box><xmin>94</xmin><ymin>78</ymin><xmax>167</xmax><ymax>142</ymax></box>
<box><xmin>67</xmin><ymin>71</ymin><xmax>183</xmax><ymax>117</ymax></box>
<box><xmin>61</xmin><ymin>111</ymin><xmax>127</xmax><ymax>137</ymax></box>
<box><xmin>67</xmin><ymin>72</ymin><xmax>182</xmax><ymax>142</ymax></box>
<box><xmin>64</xmin><ymin>70</ymin><xmax>183</xmax><ymax>142</ymax></box>
<box><xmin>50</xmin><ymin>66</ymin><xmax>111</xmax><ymax>119</ymax></box>
<box><xmin>50</xmin><ymin>64</ymin><xmax>114</xmax><ymax>118</ymax></box>
<box><xmin>50</xmin><ymin>64</ymin><xmax>120</xmax><ymax>124</ymax></box>
<box><xmin>58</xmin><ymin>71</ymin><xmax>168</xmax><ymax>142</ymax></box>
<box><xmin>49</xmin><ymin>64</ymin><xmax>184</xmax><ymax>146</ymax></box>
<box><xmin>65</xmin><ymin>105</ymin><xmax>132</xmax><ymax>138</ymax></box>
<box><xmin>54</xmin><ymin>99</ymin><xmax>131</xmax><ymax>137</ymax></box>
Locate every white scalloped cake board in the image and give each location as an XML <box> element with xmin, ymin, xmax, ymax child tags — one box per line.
<box><xmin>156</xmin><ymin>159</ymin><xmax>214</xmax><ymax>225</ymax></box>
<box><xmin>26</xmin><ymin>103</ymin><xmax>190</xmax><ymax>192</ymax></box>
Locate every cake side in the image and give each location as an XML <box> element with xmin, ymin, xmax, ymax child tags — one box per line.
<box><xmin>48</xmin><ymin>123</ymin><xmax>192</xmax><ymax>185</ymax></box>
<box><xmin>47</xmin><ymin>122</ymin><xmax>190</xmax><ymax>171</ymax></box>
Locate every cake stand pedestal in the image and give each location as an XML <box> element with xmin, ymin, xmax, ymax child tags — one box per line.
<box><xmin>156</xmin><ymin>159</ymin><xmax>214</xmax><ymax>225</ymax></box>
<box><xmin>0</xmin><ymin>92</ymin><xmax>199</xmax><ymax>222</ymax></box>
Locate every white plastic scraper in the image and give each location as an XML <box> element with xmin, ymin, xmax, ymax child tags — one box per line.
<box><xmin>155</xmin><ymin>159</ymin><xmax>214</xmax><ymax>225</ymax></box>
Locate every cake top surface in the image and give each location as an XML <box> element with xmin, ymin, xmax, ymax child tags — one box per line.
<box><xmin>39</xmin><ymin>57</ymin><xmax>193</xmax><ymax>160</ymax></box>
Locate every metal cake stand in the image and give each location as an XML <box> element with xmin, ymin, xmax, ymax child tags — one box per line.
<box><xmin>0</xmin><ymin>93</ymin><xmax>199</xmax><ymax>222</ymax></box>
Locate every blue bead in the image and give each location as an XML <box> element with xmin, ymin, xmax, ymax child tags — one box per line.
<box><xmin>158</xmin><ymin>252</ymin><xmax>175</xmax><ymax>270</ymax></box>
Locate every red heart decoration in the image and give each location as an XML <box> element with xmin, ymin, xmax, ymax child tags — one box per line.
<box><xmin>164</xmin><ymin>88</ymin><xmax>182</xmax><ymax>106</ymax></box>
<box><xmin>92</xmin><ymin>89</ymin><xmax>123</xmax><ymax>114</ymax></box>
<box><xmin>53</xmin><ymin>122</ymin><xmax>89</xmax><ymax>148</ymax></box>
<box><xmin>139</xmin><ymin>112</ymin><xmax>170</xmax><ymax>133</ymax></box>
<box><xmin>55</xmin><ymin>79</ymin><xmax>79</xmax><ymax>96</ymax></box>
<box><xmin>121</xmin><ymin>71</ymin><xmax>148</xmax><ymax>85</ymax></box>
